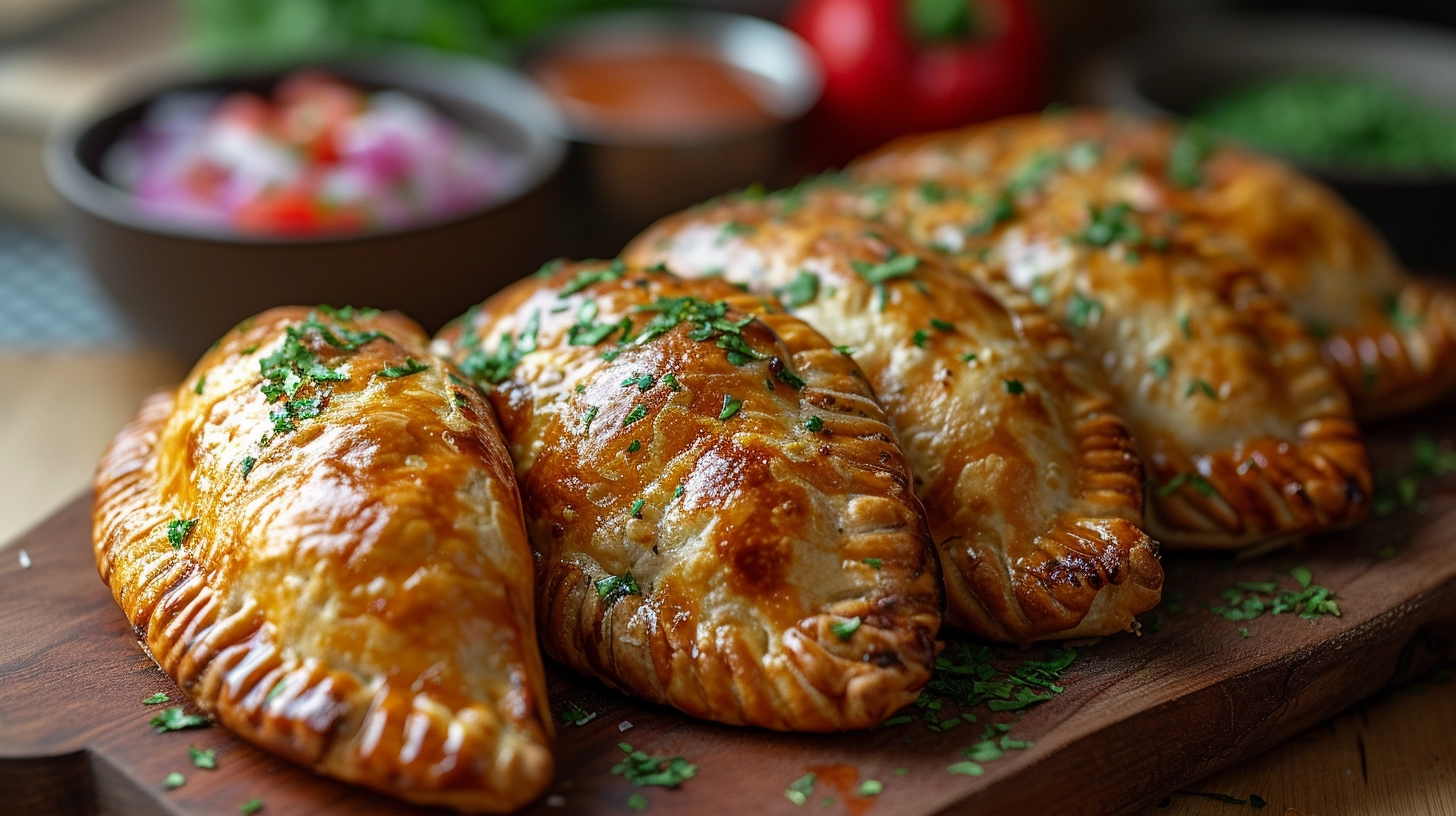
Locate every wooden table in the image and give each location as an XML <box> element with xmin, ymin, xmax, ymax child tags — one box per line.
<box><xmin>3</xmin><ymin>350</ymin><xmax>1453</xmax><ymax>815</ymax></box>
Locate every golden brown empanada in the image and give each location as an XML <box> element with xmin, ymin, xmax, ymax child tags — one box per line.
<box><xmin>93</xmin><ymin>307</ymin><xmax>551</xmax><ymax>813</ymax></box>
<box><xmin>832</xmin><ymin>116</ymin><xmax>1372</xmax><ymax>549</ymax></box>
<box><xmin>434</xmin><ymin>263</ymin><xmax>942</xmax><ymax>729</ymax></box>
<box><xmin>621</xmin><ymin>203</ymin><xmax>1162</xmax><ymax>643</ymax></box>
<box><xmin>850</xmin><ymin>108</ymin><xmax>1456</xmax><ymax>421</ymax></box>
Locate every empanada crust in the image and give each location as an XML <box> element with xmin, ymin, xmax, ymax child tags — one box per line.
<box><xmin>853</xmin><ymin>108</ymin><xmax>1456</xmax><ymax>421</ymax></box>
<box><xmin>434</xmin><ymin>265</ymin><xmax>943</xmax><ymax>729</ymax></box>
<box><xmin>93</xmin><ymin>308</ymin><xmax>552</xmax><ymax>813</ymax></box>
<box><xmin>840</xmin><ymin>114</ymin><xmax>1372</xmax><ymax>548</ymax></box>
<box><xmin>623</xmin><ymin>204</ymin><xmax>1162</xmax><ymax>643</ymax></box>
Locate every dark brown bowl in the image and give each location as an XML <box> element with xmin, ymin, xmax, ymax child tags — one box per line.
<box><xmin>45</xmin><ymin>51</ymin><xmax>567</xmax><ymax>359</ymax></box>
<box><xmin>1090</xmin><ymin>12</ymin><xmax>1456</xmax><ymax>270</ymax></box>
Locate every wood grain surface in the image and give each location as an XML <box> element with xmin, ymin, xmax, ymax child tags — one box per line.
<box><xmin>3</xmin><ymin>396</ymin><xmax>1456</xmax><ymax>815</ymax></box>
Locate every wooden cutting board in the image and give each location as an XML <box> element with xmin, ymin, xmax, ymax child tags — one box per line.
<box><xmin>4</xmin><ymin>416</ymin><xmax>1456</xmax><ymax>816</ymax></box>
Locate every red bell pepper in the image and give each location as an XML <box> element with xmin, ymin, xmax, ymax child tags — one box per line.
<box><xmin>788</xmin><ymin>0</ymin><xmax>1047</xmax><ymax>165</ymax></box>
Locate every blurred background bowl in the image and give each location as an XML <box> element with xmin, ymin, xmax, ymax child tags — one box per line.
<box><xmin>525</xmin><ymin>8</ymin><xmax>822</xmax><ymax>256</ymax></box>
<box><xmin>1091</xmin><ymin>12</ymin><xmax>1456</xmax><ymax>269</ymax></box>
<box><xmin>45</xmin><ymin>50</ymin><xmax>566</xmax><ymax>358</ymax></box>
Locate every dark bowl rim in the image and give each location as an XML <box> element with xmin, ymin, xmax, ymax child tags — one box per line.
<box><xmin>1091</xmin><ymin>10</ymin><xmax>1456</xmax><ymax>187</ymax></box>
<box><xmin>43</xmin><ymin>48</ymin><xmax>568</xmax><ymax>247</ymax></box>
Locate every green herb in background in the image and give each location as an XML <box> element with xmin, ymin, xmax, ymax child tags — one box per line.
<box><xmin>183</xmin><ymin>0</ymin><xmax>641</xmax><ymax>62</ymax></box>
<box><xmin>1196</xmin><ymin>73</ymin><xmax>1456</xmax><ymax>174</ymax></box>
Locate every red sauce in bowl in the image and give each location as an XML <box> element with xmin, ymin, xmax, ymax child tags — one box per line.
<box><xmin>530</xmin><ymin>46</ymin><xmax>780</xmax><ymax>143</ymax></box>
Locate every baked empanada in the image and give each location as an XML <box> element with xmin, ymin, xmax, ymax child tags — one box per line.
<box><xmin>622</xmin><ymin>203</ymin><xmax>1162</xmax><ymax>643</ymax></box>
<box><xmin>851</xmin><ymin>109</ymin><xmax>1456</xmax><ymax>421</ymax></box>
<box><xmin>93</xmin><ymin>307</ymin><xmax>551</xmax><ymax>812</ymax></box>
<box><xmin>835</xmin><ymin>116</ymin><xmax>1372</xmax><ymax>548</ymax></box>
<box><xmin>434</xmin><ymin>263</ymin><xmax>942</xmax><ymax>729</ymax></box>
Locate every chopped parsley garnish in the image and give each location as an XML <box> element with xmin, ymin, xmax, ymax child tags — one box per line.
<box><xmin>965</xmin><ymin>191</ymin><xmax>1015</xmax><ymax>236</ymax></box>
<box><xmin>567</xmin><ymin>301</ymin><xmax>622</xmax><ymax>347</ymax></box>
<box><xmin>622</xmin><ymin>373</ymin><xmax>656</xmax><ymax>391</ymax></box>
<box><xmin>193</xmin><ymin>375</ymin><xmax>206</xmax><ymax>395</ymax></box>
<box><xmin>239</xmin><ymin>799</ymin><xmax>264</xmax><ymax>814</ymax></box>
<box><xmin>623</xmin><ymin>404</ymin><xmax>648</xmax><ymax>427</ymax></box>
<box><xmin>1076</xmin><ymin>202</ymin><xmax>1143</xmax><ymax>247</ymax></box>
<box><xmin>1150</xmin><ymin>356</ymin><xmax>1172</xmax><ymax>379</ymax></box>
<box><xmin>806</xmin><ymin>416</ymin><xmax>824</xmax><ymax>432</ymax></box>
<box><xmin>857</xmin><ymin>780</ymin><xmax>883</xmax><ymax>796</ymax></box>
<box><xmin>1385</xmin><ymin>293</ymin><xmax>1424</xmax><ymax>330</ymax></box>
<box><xmin>1186</xmin><ymin>378</ymin><xmax>1219</xmax><ymax>399</ymax></box>
<box><xmin>630</xmin><ymin>498</ymin><xmax>646</xmax><ymax>517</ymax></box>
<box><xmin>1065</xmin><ymin>291</ymin><xmax>1103</xmax><ymax>327</ymax></box>
<box><xmin>611</xmin><ymin>743</ymin><xmax>698</xmax><ymax>788</ymax></box>
<box><xmin>1008</xmin><ymin>152</ymin><xmax>1060</xmax><ymax>195</ymax></box>
<box><xmin>1169</xmin><ymin>123</ymin><xmax>1217</xmax><ymax>188</ymax></box>
<box><xmin>627</xmin><ymin>440</ymin><xmax>641</xmax><ymax>453</ymax></box>
<box><xmin>673</xmin><ymin>485</ymin><xmax>685</xmax><ymax>499</ymax></box>
<box><xmin>167</xmin><ymin>518</ymin><xmax>198</xmax><ymax>550</ymax></box>
<box><xmin>241</xmin><ymin>344</ymin><xmax>259</xmax><ymax>355</ymax></box>
<box><xmin>961</xmin><ymin>352</ymin><xmax>978</xmax><ymax>363</ymax></box>
<box><xmin>379</xmin><ymin>357</ymin><xmax>428</xmax><ymax>378</ymax></box>
<box><xmin>628</xmin><ymin>793</ymin><xmax>648</xmax><ymax>811</ymax></box>
<box><xmin>150</xmin><ymin>706</ymin><xmax>209</xmax><ymax>733</ymax></box>
<box><xmin>240</xmin><ymin>456</ymin><xmax>256</xmax><ymax>478</ymax></box>
<box><xmin>913</xmin><ymin>329</ymin><xmax>930</xmax><ymax>348</ymax></box>
<box><xmin>1004</xmin><ymin>379</ymin><xmax>1026</xmax><ymax>395</ymax></box>
<box><xmin>1209</xmin><ymin>567</ymin><xmax>1341</xmax><ymax>621</ymax></box>
<box><xmin>863</xmin><ymin>558</ymin><xmax>883</xmax><ymax>570</ymax></box>
<box><xmin>786</xmin><ymin>773</ymin><xmax>817</xmax><ymax>805</ymax></box>
<box><xmin>1065</xmin><ymin>140</ymin><xmax>1101</xmax><ymax>172</ymax></box>
<box><xmin>830</xmin><ymin>616</ymin><xmax>862</xmax><ymax>640</ymax></box>
<box><xmin>164</xmin><ymin>772</ymin><xmax>185</xmax><ymax>789</ymax></box>
<box><xmin>459</xmin><ymin>309</ymin><xmax>539</xmax><ymax>385</ymax></box>
<box><xmin>189</xmin><ymin>746</ymin><xmax>217</xmax><ymax>769</ymax></box>
<box><xmin>835</xmin><ymin>345</ymin><xmax>857</xmax><ymax>355</ymax></box>
<box><xmin>560</xmin><ymin>702</ymin><xmax>597</xmax><ymax>726</ymax></box>
<box><xmin>535</xmin><ymin>258</ymin><xmax>566</xmax><ymax>278</ymax></box>
<box><xmin>919</xmin><ymin>180</ymin><xmax>947</xmax><ymax>202</ymax></box>
<box><xmin>931</xmin><ymin>318</ymin><xmax>954</xmax><ymax>332</ymax></box>
<box><xmin>719</xmin><ymin>394</ymin><xmax>742</xmax><ymax>421</ymax></box>
<box><xmin>558</xmin><ymin>261</ymin><xmax>625</xmax><ymax>297</ymax></box>
<box><xmin>583</xmin><ymin>406</ymin><xmax>599</xmax><ymax>428</ymax></box>
<box><xmin>719</xmin><ymin>220</ymin><xmax>755</xmax><ymax>239</ymax></box>
<box><xmin>1156</xmin><ymin>471</ymin><xmax>1217</xmax><ymax>498</ymax></box>
<box><xmin>596</xmin><ymin>572</ymin><xmax>641</xmax><ymax>605</ymax></box>
<box><xmin>718</xmin><ymin>332</ymin><xmax>767</xmax><ymax>365</ymax></box>
<box><xmin>923</xmin><ymin>644</ymin><xmax>1076</xmax><ymax>718</ymax></box>
<box><xmin>143</xmin><ymin>693</ymin><xmax>170</xmax><ymax>705</ymax></box>
<box><xmin>662</xmin><ymin>372</ymin><xmax>681</xmax><ymax>391</ymax></box>
<box><xmin>314</xmin><ymin>305</ymin><xmax>379</xmax><ymax>321</ymax></box>
<box><xmin>947</xmin><ymin>761</ymin><xmax>984</xmax><ymax>776</ymax></box>
<box><xmin>778</xmin><ymin>271</ymin><xmax>821</xmax><ymax>307</ymax></box>
<box><xmin>1179</xmin><ymin>312</ymin><xmax>1193</xmax><ymax>338</ymax></box>
<box><xmin>774</xmin><ymin>363</ymin><xmax>807</xmax><ymax>389</ymax></box>
<box><xmin>850</xmin><ymin>251</ymin><xmax>920</xmax><ymax>284</ymax></box>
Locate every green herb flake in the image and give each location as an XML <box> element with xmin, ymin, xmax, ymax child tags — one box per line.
<box><xmin>239</xmin><ymin>799</ymin><xmax>264</xmax><ymax>814</ymax></box>
<box><xmin>630</xmin><ymin>498</ymin><xmax>646</xmax><ymax>517</ymax></box>
<box><xmin>1239</xmin><ymin>627</ymin><xmax>1252</xmax><ymax>638</ymax></box>
<box><xmin>961</xmin><ymin>352</ymin><xmax>978</xmax><ymax>363</ymax></box>
<box><xmin>379</xmin><ymin>357</ymin><xmax>429</xmax><ymax>378</ymax></box>
<box><xmin>947</xmin><ymin>761</ymin><xmax>984</xmax><ymax>776</ymax></box>
<box><xmin>164</xmin><ymin>772</ymin><xmax>185</xmax><ymax>789</ymax></box>
<box><xmin>786</xmin><ymin>773</ymin><xmax>817</xmax><ymax>806</ymax></box>
<box><xmin>193</xmin><ymin>375</ymin><xmax>206</xmax><ymax>395</ymax></box>
<box><xmin>1150</xmin><ymin>356</ymin><xmax>1172</xmax><ymax>380</ymax></box>
<box><xmin>628</xmin><ymin>793</ymin><xmax>648</xmax><ymax>811</ymax></box>
<box><xmin>931</xmin><ymin>318</ymin><xmax>955</xmax><ymax>332</ymax></box>
<box><xmin>240</xmin><ymin>456</ymin><xmax>257</xmax><ymax>478</ymax></box>
<box><xmin>623</xmin><ymin>404</ymin><xmax>648</xmax><ymax>427</ymax></box>
<box><xmin>857</xmin><ymin>780</ymin><xmax>883</xmax><ymax>797</ymax></box>
<box><xmin>143</xmin><ymin>692</ymin><xmax>170</xmax><ymax>705</ymax></box>
<box><xmin>1076</xmin><ymin>202</ymin><xmax>1143</xmax><ymax>247</ymax></box>
<box><xmin>1065</xmin><ymin>291</ymin><xmax>1103</xmax><ymax>327</ymax></box>
<box><xmin>830</xmin><ymin>616</ymin><xmax>862</xmax><ymax>641</ymax></box>
<box><xmin>779</xmin><ymin>271</ymin><xmax>821</xmax><ymax>308</ymax></box>
<box><xmin>1169</xmin><ymin>124</ymin><xmax>1217</xmax><ymax>188</ymax></box>
<box><xmin>912</xmin><ymin>329</ymin><xmax>931</xmax><ymax>348</ymax></box>
<box><xmin>167</xmin><ymin>518</ymin><xmax>198</xmax><ymax>551</ymax></box>
<box><xmin>1065</xmin><ymin>140</ymin><xmax>1101</xmax><ymax>172</ymax></box>
<box><xmin>1186</xmin><ymin>378</ymin><xmax>1219</xmax><ymax>399</ymax></box>
<box><xmin>189</xmin><ymin>746</ymin><xmax>217</xmax><ymax>769</ymax></box>
<box><xmin>673</xmin><ymin>485</ymin><xmax>685</xmax><ymax>500</ymax></box>
<box><xmin>627</xmin><ymin>440</ymin><xmax>642</xmax><ymax>453</ymax></box>
<box><xmin>1179</xmin><ymin>312</ymin><xmax>1193</xmax><ymax>339</ymax></box>
<box><xmin>1008</xmin><ymin>152</ymin><xmax>1060</xmax><ymax>195</ymax></box>
<box><xmin>719</xmin><ymin>394</ymin><xmax>743</xmax><ymax>421</ymax></box>
<box><xmin>560</xmin><ymin>702</ymin><xmax>596</xmax><ymax>726</ymax></box>
<box><xmin>850</xmin><ymin>252</ymin><xmax>920</xmax><ymax>285</ymax></box>
<box><xmin>610</xmin><ymin>742</ymin><xmax>698</xmax><ymax>788</ymax></box>
<box><xmin>1155</xmin><ymin>471</ymin><xmax>1217</xmax><ymax>498</ymax></box>
<box><xmin>1291</xmin><ymin>565</ymin><xmax>1313</xmax><ymax>589</ymax></box>
<box><xmin>1004</xmin><ymin>379</ymin><xmax>1026</xmax><ymax>395</ymax></box>
<box><xmin>863</xmin><ymin>558</ymin><xmax>883</xmax><ymax>570</ymax></box>
<box><xmin>150</xmin><ymin>706</ymin><xmax>209</xmax><ymax>733</ymax></box>
<box><xmin>583</xmin><ymin>406</ymin><xmax>599</xmax><ymax>429</ymax></box>
<box><xmin>835</xmin><ymin>345</ymin><xmax>857</xmax><ymax>355</ymax></box>
<box><xmin>559</xmin><ymin>265</ymin><xmax>623</xmax><ymax>298</ymax></box>
<box><xmin>596</xmin><ymin>572</ymin><xmax>642</xmax><ymax>605</ymax></box>
<box><xmin>774</xmin><ymin>364</ymin><xmax>808</xmax><ymax>390</ymax></box>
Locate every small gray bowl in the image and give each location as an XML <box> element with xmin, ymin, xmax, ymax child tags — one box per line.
<box><xmin>46</xmin><ymin>50</ymin><xmax>567</xmax><ymax>358</ymax></box>
<box><xmin>1090</xmin><ymin>12</ymin><xmax>1456</xmax><ymax>269</ymax></box>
